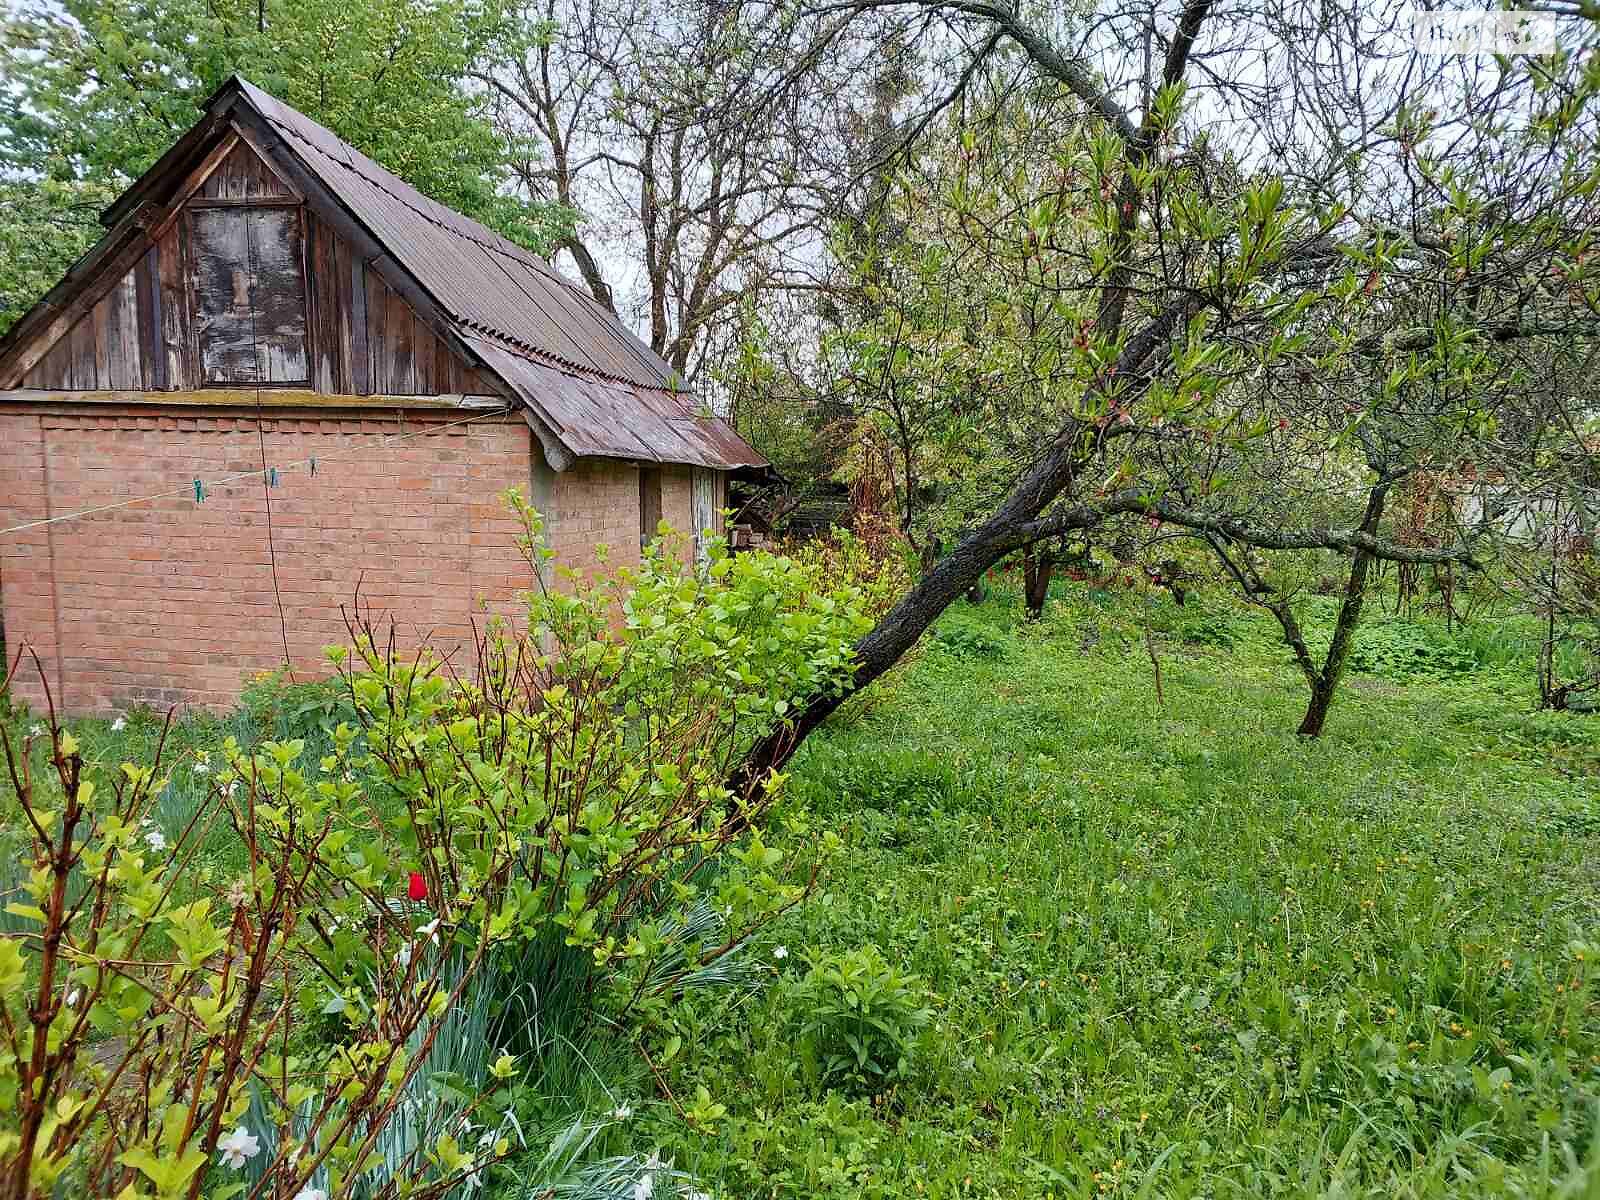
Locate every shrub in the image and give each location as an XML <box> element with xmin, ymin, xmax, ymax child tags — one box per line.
<box><xmin>793</xmin><ymin>946</ymin><xmax>933</xmax><ymax>1091</ymax></box>
<box><xmin>929</xmin><ymin>615</ymin><xmax>1010</xmax><ymax>659</ymax></box>
<box><xmin>0</xmin><ymin>715</ymin><xmax>522</xmax><ymax>1200</ymax></box>
<box><xmin>1345</xmin><ymin>621</ymin><xmax>1477</xmax><ymax>679</ymax></box>
<box><xmin>786</xmin><ymin>527</ymin><xmax>914</xmax><ymax>619</ymax></box>
<box><xmin>0</xmin><ymin>494</ymin><xmax>868</xmax><ymax>1199</ymax></box>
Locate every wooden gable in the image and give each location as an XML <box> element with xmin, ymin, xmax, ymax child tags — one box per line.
<box><xmin>13</xmin><ymin>129</ymin><xmax>492</xmax><ymax>398</ymax></box>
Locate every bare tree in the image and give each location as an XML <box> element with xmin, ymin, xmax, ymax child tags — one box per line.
<box><xmin>478</xmin><ymin>0</ymin><xmax>905</xmax><ymax>379</ymax></box>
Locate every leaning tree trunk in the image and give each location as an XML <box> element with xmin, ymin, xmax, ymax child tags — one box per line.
<box><xmin>1297</xmin><ymin>485</ymin><xmax>1389</xmax><ymax>738</ymax></box>
<box><xmin>725</xmin><ymin>308</ymin><xmax>1193</xmax><ymax>804</ymax></box>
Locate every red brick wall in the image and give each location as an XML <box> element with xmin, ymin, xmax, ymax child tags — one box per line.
<box><xmin>0</xmin><ymin>405</ymin><xmax>547</xmax><ymax>715</ymax></box>
<box><xmin>547</xmin><ymin>457</ymin><xmax>644</xmax><ymax>577</ymax></box>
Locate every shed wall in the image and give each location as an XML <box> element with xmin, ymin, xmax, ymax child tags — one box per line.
<box><xmin>0</xmin><ymin>406</ymin><xmax>541</xmax><ymax>714</ymax></box>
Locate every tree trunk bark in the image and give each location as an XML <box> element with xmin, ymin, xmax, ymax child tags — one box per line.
<box><xmin>1023</xmin><ymin>550</ymin><xmax>1053</xmax><ymax>619</ymax></box>
<box><xmin>1296</xmin><ymin>484</ymin><xmax>1389</xmax><ymax>738</ymax></box>
<box><xmin>725</xmin><ymin>308</ymin><xmax>1191</xmax><ymax>804</ymax></box>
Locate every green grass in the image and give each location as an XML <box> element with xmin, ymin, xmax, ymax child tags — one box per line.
<box><xmin>4</xmin><ymin>589</ymin><xmax>1598</xmax><ymax>1198</ymax></box>
<box><xmin>637</xmin><ymin>585</ymin><xmax>1600</xmax><ymax>1199</ymax></box>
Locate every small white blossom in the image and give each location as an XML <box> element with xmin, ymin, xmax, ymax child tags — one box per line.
<box><xmin>144</xmin><ymin>828</ymin><xmax>167</xmax><ymax>853</ymax></box>
<box><xmin>217</xmin><ymin>1126</ymin><xmax>261</xmax><ymax>1169</ymax></box>
<box><xmin>772</xmin><ymin>946</ymin><xmax>788</xmax><ymax>960</ymax></box>
<box><xmin>396</xmin><ymin>942</ymin><xmax>414</xmax><ymax>969</ymax></box>
<box><xmin>66</xmin><ymin>988</ymin><xmax>81</xmax><ymax>1007</ymax></box>
<box><xmin>611</xmin><ymin>1103</ymin><xmax>633</xmax><ymax>1120</ymax></box>
<box><xmin>294</xmin><ymin>1189</ymin><xmax>327</xmax><ymax>1200</ymax></box>
<box><xmin>418</xmin><ymin>917</ymin><xmax>441</xmax><ymax>945</ymax></box>
<box><xmin>193</xmin><ymin>762</ymin><xmax>211</xmax><ymax>776</ymax></box>
<box><xmin>110</xmin><ymin>716</ymin><xmax>127</xmax><ymax>732</ymax></box>
<box><xmin>28</xmin><ymin>725</ymin><xmax>42</xmax><ymax>737</ymax></box>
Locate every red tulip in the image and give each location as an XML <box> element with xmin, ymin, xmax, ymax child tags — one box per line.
<box><xmin>407</xmin><ymin>872</ymin><xmax>428</xmax><ymax>902</ymax></box>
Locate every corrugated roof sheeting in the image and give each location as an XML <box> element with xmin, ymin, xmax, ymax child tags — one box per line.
<box><xmin>238</xmin><ymin>80</ymin><xmax>689</xmax><ymax>390</ymax></box>
<box><xmin>466</xmin><ymin>336</ymin><xmax>767</xmax><ymax>471</ymax></box>
<box><xmin>223</xmin><ymin>80</ymin><xmax>768</xmax><ymax>472</ymax></box>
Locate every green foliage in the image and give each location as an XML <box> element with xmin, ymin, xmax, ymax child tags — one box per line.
<box><xmin>1345</xmin><ymin>621</ymin><xmax>1479</xmax><ymax>680</ymax></box>
<box><xmin>786</xmin><ymin>528</ymin><xmax>914</xmax><ymax>620</ymax></box>
<box><xmin>0</xmin><ymin>498</ymin><xmax>868</xmax><ymax>1198</ymax></box>
<box><xmin>929</xmin><ymin>611</ymin><xmax>1013</xmax><ymax>659</ymax></box>
<box><xmin>0</xmin><ymin>0</ymin><xmax>570</xmax><ymax>333</ymax></box>
<box><xmin>637</xmin><ymin>582</ymin><xmax>1600</xmax><ymax>1199</ymax></box>
<box><xmin>793</xmin><ymin>946</ymin><xmax>933</xmax><ymax>1091</ymax></box>
<box><xmin>1295</xmin><ymin>600</ymin><xmax>1482</xmax><ymax>681</ymax></box>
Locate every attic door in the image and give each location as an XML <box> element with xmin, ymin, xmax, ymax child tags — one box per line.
<box><xmin>190</xmin><ymin>207</ymin><xmax>309</xmax><ymax>384</ymax></box>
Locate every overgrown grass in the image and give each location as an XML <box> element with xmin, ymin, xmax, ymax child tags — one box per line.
<box><xmin>639</xmin><ymin>583</ymin><xmax>1600</xmax><ymax>1199</ymax></box>
<box><xmin>4</xmin><ymin>588</ymin><xmax>1597</xmax><ymax>1198</ymax></box>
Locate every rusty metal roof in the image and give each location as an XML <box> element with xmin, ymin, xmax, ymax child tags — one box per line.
<box><xmin>225</xmin><ymin>79</ymin><xmax>765</xmax><ymax>471</ymax></box>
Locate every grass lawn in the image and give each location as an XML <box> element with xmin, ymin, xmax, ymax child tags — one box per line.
<box><xmin>3</xmin><ymin>584</ymin><xmax>1597</xmax><ymax>1198</ymax></box>
<box><xmin>639</xmin><ymin>585</ymin><xmax>1600</xmax><ymax>1199</ymax></box>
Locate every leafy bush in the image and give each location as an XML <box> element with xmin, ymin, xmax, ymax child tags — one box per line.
<box><xmin>1294</xmin><ymin>599</ymin><xmax>1480</xmax><ymax>680</ymax></box>
<box><xmin>1173</xmin><ymin>610</ymin><xmax>1251</xmax><ymax>649</ymax></box>
<box><xmin>793</xmin><ymin>946</ymin><xmax>933</xmax><ymax>1091</ymax></box>
<box><xmin>0</xmin><ymin>494</ymin><xmax>868</xmax><ymax>1199</ymax></box>
<box><xmin>786</xmin><ymin>527</ymin><xmax>912</xmax><ymax>619</ymax></box>
<box><xmin>1345</xmin><ymin>621</ymin><xmax>1478</xmax><ymax>679</ymax></box>
<box><xmin>929</xmin><ymin>614</ymin><xmax>1011</xmax><ymax>659</ymax></box>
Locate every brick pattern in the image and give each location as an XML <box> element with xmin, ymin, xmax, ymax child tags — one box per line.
<box><xmin>548</xmin><ymin>458</ymin><xmax>645</xmax><ymax>579</ymax></box>
<box><xmin>0</xmin><ymin>408</ymin><xmax>540</xmax><ymax>714</ymax></box>
<box><xmin>0</xmin><ymin>406</ymin><xmax>729</xmax><ymax>716</ymax></box>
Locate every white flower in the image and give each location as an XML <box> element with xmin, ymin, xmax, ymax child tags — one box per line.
<box><xmin>418</xmin><ymin>917</ymin><xmax>441</xmax><ymax>945</ymax></box>
<box><xmin>396</xmin><ymin>942</ymin><xmax>414</xmax><ymax>969</ymax></box>
<box><xmin>611</xmin><ymin>1103</ymin><xmax>633</xmax><ymax>1120</ymax></box>
<box><xmin>217</xmin><ymin>1126</ymin><xmax>261</xmax><ymax>1169</ymax></box>
<box><xmin>193</xmin><ymin>762</ymin><xmax>211</xmax><ymax>776</ymax></box>
<box><xmin>28</xmin><ymin>725</ymin><xmax>42</xmax><ymax>737</ymax></box>
<box><xmin>772</xmin><ymin>946</ymin><xmax>788</xmax><ymax>960</ymax></box>
<box><xmin>110</xmin><ymin>717</ymin><xmax>126</xmax><ymax>732</ymax></box>
<box><xmin>66</xmin><ymin>988</ymin><xmax>81</xmax><ymax>1006</ymax></box>
<box><xmin>294</xmin><ymin>1189</ymin><xmax>327</xmax><ymax>1200</ymax></box>
<box><xmin>144</xmin><ymin>828</ymin><xmax>167</xmax><ymax>852</ymax></box>
<box><xmin>633</xmin><ymin>1176</ymin><xmax>653</xmax><ymax>1200</ymax></box>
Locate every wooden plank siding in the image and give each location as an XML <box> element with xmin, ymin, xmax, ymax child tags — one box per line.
<box><xmin>20</xmin><ymin>143</ymin><xmax>484</xmax><ymax>399</ymax></box>
<box><xmin>195</xmin><ymin>140</ymin><xmax>298</xmax><ymax>201</ymax></box>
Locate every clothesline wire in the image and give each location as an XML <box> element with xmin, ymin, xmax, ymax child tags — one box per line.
<box><xmin>244</xmin><ymin>216</ymin><xmax>295</xmax><ymax>675</ymax></box>
<box><xmin>0</xmin><ymin>405</ymin><xmax>510</xmax><ymax>537</ymax></box>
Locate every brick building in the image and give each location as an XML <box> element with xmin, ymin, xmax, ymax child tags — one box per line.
<box><xmin>0</xmin><ymin>76</ymin><xmax>765</xmax><ymax>715</ymax></box>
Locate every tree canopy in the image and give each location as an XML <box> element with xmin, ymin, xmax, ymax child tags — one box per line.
<box><xmin>0</xmin><ymin>0</ymin><xmax>571</xmax><ymax>333</ymax></box>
